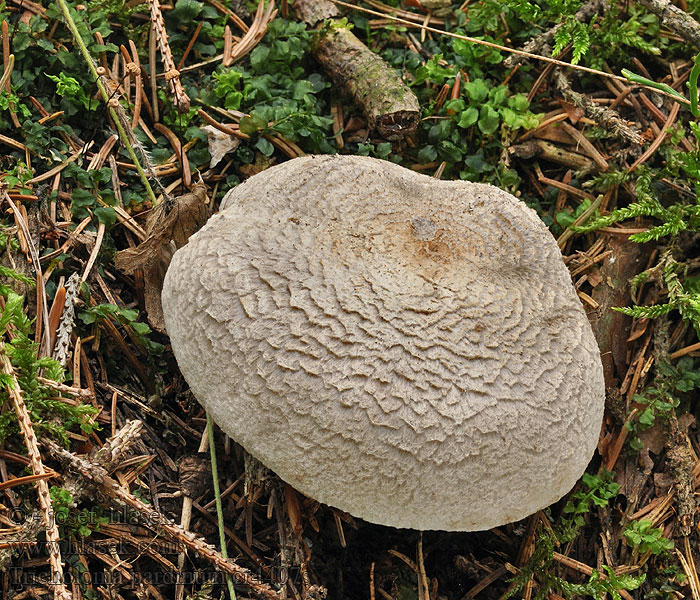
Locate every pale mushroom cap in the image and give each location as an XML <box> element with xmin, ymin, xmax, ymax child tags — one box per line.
<box><xmin>162</xmin><ymin>155</ymin><xmax>605</xmax><ymax>531</ymax></box>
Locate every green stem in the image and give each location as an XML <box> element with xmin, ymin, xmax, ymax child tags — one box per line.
<box><xmin>688</xmin><ymin>52</ymin><xmax>700</xmax><ymax>118</ymax></box>
<box><xmin>56</xmin><ymin>0</ymin><xmax>157</xmax><ymax>205</ymax></box>
<box><xmin>207</xmin><ymin>413</ymin><xmax>237</xmax><ymax>600</ymax></box>
<box><xmin>621</xmin><ymin>67</ymin><xmax>695</xmax><ymax>117</ymax></box>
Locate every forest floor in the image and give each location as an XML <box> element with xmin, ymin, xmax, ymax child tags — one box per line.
<box><xmin>1</xmin><ymin>0</ymin><xmax>700</xmax><ymax>599</ymax></box>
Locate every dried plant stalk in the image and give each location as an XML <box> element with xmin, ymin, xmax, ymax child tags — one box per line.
<box><xmin>53</xmin><ymin>273</ymin><xmax>81</xmax><ymax>366</ymax></box>
<box><xmin>149</xmin><ymin>0</ymin><xmax>190</xmax><ymax>112</ymax></box>
<box><xmin>0</xmin><ymin>344</ymin><xmax>72</xmax><ymax>600</ymax></box>
<box><xmin>554</xmin><ymin>70</ymin><xmax>644</xmax><ymax>146</ymax></box>
<box><xmin>128</xmin><ymin>40</ymin><xmax>143</xmax><ymax>130</ymax></box>
<box><xmin>59</xmin><ymin>420</ymin><xmax>144</xmax><ymax>502</ymax></box>
<box><xmin>47</xmin><ymin>440</ymin><xmax>279</xmax><ymax>600</ymax></box>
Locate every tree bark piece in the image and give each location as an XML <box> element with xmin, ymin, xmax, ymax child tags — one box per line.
<box><xmin>636</xmin><ymin>0</ymin><xmax>700</xmax><ymax>51</ymax></box>
<box><xmin>589</xmin><ymin>235</ymin><xmax>652</xmax><ymax>387</ymax></box>
<box><xmin>294</xmin><ymin>0</ymin><xmax>339</xmax><ymax>24</ymax></box>
<box><xmin>294</xmin><ymin>0</ymin><xmax>420</xmax><ymax>140</ymax></box>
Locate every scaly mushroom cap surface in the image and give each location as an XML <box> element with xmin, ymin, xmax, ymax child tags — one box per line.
<box><xmin>162</xmin><ymin>155</ymin><xmax>605</xmax><ymax>531</ymax></box>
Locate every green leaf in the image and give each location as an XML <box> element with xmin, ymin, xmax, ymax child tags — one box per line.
<box><xmin>500</xmin><ymin>107</ymin><xmax>522</xmax><ymax>129</ymax></box>
<box><xmin>464</xmin><ymin>152</ymin><xmax>493</xmax><ymax>174</ymax></box>
<box><xmin>508</xmin><ymin>94</ymin><xmax>530</xmax><ymax>111</ymax></box>
<box><xmin>478</xmin><ymin>105</ymin><xmax>500</xmax><ymax>134</ymax></box>
<box><xmin>118</xmin><ymin>308</ymin><xmax>139</xmax><ymax>322</ymax></box>
<box><xmin>457</xmin><ymin>107</ymin><xmax>479</xmax><ymax>128</ymax></box>
<box><xmin>444</xmin><ymin>98</ymin><xmax>465</xmax><ymax>114</ymax></box>
<box><xmin>638</xmin><ymin>407</ymin><xmax>655</xmax><ymax>428</ymax></box>
<box><xmin>224</xmin><ymin>91</ymin><xmax>242</xmax><ymax>111</ymax></box>
<box><xmin>250</xmin><ymin>45</ymin><xmax>270</xmax><ymax>70</ymax></box>
<box><xmin>464</xmin><ymin>79</ymin><xmax>489</xmax><ymax>103</ymax></box>
<box><xmin>417</xmin><ymin>145</ymin><xmax>437</xmax><ymax>163</ymax></box>
<box><xmin>437</xmin><ymin>140</ymin><xmax>463</xmax><ymax>163</ymax></box>
<box><xmin>412</xmin><ymin>55</ymin><xmax>456</xmax><ymax>86</ymax></box>
<box><xmin>94</xmin><ymin>207</ymin><xmax>117</xmax><ymax>227</ymax></box>
<box><xmin>629</xmin><ymin>436</ymin><xmax>644</xmax><ymax>451</ymax></box>
<box><xmin>239</xmin><ymin>116</ymin><xmax>260</xmax><ymax>136</ymax></box>
<box><xmin>172</xmin><ymin>0</ymin><xmax>203</xmax><ymax>20</ymax></box>
<box><xmin>46</xmin><ymin>73</ymin><xmax>81</xmax><ymax>97</ymax></box>
<box><xmin>375</xmin><ymin>142</ymin><xmax>392</xmax><ymax>159</ymax></box>
<box><xmin>131</xmin><ymin>322</ymin><xmax>152</xmax><ymax>336</ymax></box>
<box><xmin>292</xmin><ymin>80</ymin><xmax>315</xmax><ymax>100</ymax></box>
<box><xmin>489</xmin><ymin>85</ymin><xmax>508</xmax><ymax>105</ymax></box>
<box><xmin>357</xmin><ymin>142</ymin><xmax>372</xmax><ymax>156</ymax></box>
<box><xmin>255</xmin><ymin>137</ymin><xmax>274</xmax><ymax>156</ymax></box>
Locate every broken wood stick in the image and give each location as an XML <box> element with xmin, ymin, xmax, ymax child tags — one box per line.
<box><xmin>294</xmin><ymin>0</ymin><xmax>420</xmax><ymax>140</ymax></box>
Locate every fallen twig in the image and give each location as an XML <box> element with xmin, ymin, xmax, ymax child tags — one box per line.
<box><xmin>554</xmin><ymin>70</ymin><xmax>645</xmax><ymax>146</ymax></box>
<box><xmin>46</xmin><ymin>440</ymin><xmax>280</xmax><ymax>599</ymax></box>
<box><xmin>295</xmin><ymin>0</ymin><xmax>419</xmax><ymax>140</ymax></box>
<box><xmin>0</xmin><ymin>344</ymin><xmax>72</xmax><ymax>600</ymax></box>
<box><xmin>149</xmin><ymin>0</ymin><xmax>190</xmax><ymax>111</ymax></box>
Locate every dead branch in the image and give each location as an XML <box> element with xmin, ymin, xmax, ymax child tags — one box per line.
<box><xmin>0</xmin><ymin>343</ymin><xmax>72</xmax><ymax>600</ymax></box>
<box><xmin>46</xmin><ymin>440</ymin><xmax>280</xmax><ymax>600</ymax></box>
<box><xmin>636</xmin><ymin>0</ymin><xmax>700</xmax><ymax>50</ymax></box>
<box><xmin>294</xmin><ymin>0</ymin><xmax>419</xmax><ymax>140</ymax></box>
<box><xmin>554</xmin><ymin>70</ymin><xmax>645</xmax><ymax>146</ymax></box>
<box><xmin>509</xmin><ymin>138</ymin><xmax>596</xmax><ymax>171</ymax></box>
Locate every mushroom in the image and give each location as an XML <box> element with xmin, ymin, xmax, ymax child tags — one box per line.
<box><xmin>161</xmin><ymin>155</ymin><xmax>605</xmax><ymax>531</ymax></box>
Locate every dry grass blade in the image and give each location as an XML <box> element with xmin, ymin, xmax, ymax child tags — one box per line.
<box><xmin>228</xmin><ymin>0</ymin><xmax>277</xmax><ymax>64</ymax></box>
<box><xmin>417</xmin><ymin>534</ymin><xmax>429</xmax><ymax>600</ymax></box>
<box><xmin>558</xmin><ymin>121</ymin><xmax>609</xmax><ymax>170</ymax></box>
<box><xmin>47</xmin><ymin>284</ymin><xmax>66</xmax><ymax>354</ymax></box>
<box><xmin>0</xmin><ymin>53</ymin><xmax>13</xmax><ymax>93</ymax></box>
<box><xmin>677</xmin><ymin>538</ymin><xmax>700</xmax><ymax>600</ymax></box>
<box><xmin>81</xmin><ymin>221</ymin><xmax>106</xmax><ymax>284</ymax></box>
<box><xmin>128</xmin><ymin>40</ymin><xmax>143</xmax><ymax>130</ymax></box>
<box><xmin>629</xmin><ymin>102</ymin><xmax>681</xmax><ymax>171</ymax></box>
<box><xmin>0</xmin><ymin>132</ymin><xmax>25</xmax><ymax>151</ymax></box>
<box><xmin>27</xmin><ymin>144</ymin><xmax>90</xmax><ymax>184</ymax></box>
<box><xmin>222</xmin><ymin>24</ymin><xmax>234</xmax><ymax>67</ymax></box>
<box><xmin>1</xmin><ymin>19</ymin><xmax>10</xmax><ymax>92</ymax></box>
<box><xmin>177</xmin><ymin>22</ymin><xmax>203</xmax><ymax>71</ymax></box>
<box><xmin>556</xmin><ymin>195</ymin><xmax>603</xmax><ymax>249</ymax></box>
<box><xmin>154</xmin><ymin>123</ymin><xmax>191</xmax><ymax>186</ymax></box>
<box><xmin>2</xmin><ymin>191</ymin><xmax>52</xmax><ymax>357</ymax></box>
<box><xmin>149</xmin><ymin>21</ymin><xmax>159</xmax><ymax>122</ymax></box>
<box><xmin>363</xmin><ymin>0</ymin><xmax>445</xmax><ymax>25</ymax></box>
<box><xmin>1</xmin><ymin>21</ymin><xmax>20</xmax><ymax>128</ymax></box>
<box><xmin>204</xmin><ymin>0</ymin><xmax>249</xmax><ymax>32</ymax></box>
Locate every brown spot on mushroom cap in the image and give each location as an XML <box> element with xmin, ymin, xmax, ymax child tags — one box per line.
<box><xmin>162</xmin><ymin>155</ymin><xmax>605</xmax><ymax>531</ymax></box>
